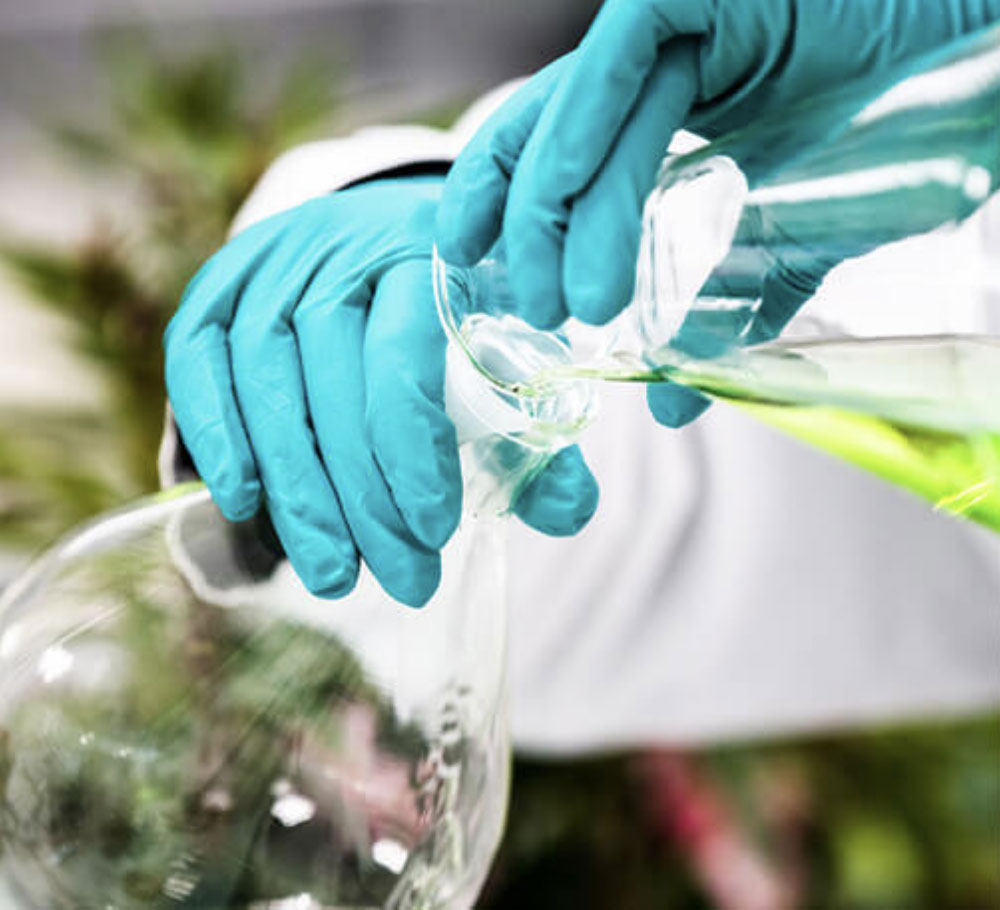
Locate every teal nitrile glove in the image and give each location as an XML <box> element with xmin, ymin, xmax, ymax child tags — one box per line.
<box><xmin>437</xmin><ymin>0</ymin><xmax>1000</xmax><ymax>426</ymax></box>
<box><xmin>165</xmin><ymin>178</ymin><xmax>598</xmax><ymax>608</ymax></box>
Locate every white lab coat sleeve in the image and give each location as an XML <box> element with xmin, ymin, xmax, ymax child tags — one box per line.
<box><xmin>227</xmin><ymin>126</ymin><xmax>456</xmax><ymax>236</ymax></box>
<box><xmin>227</xmin><ymin>82</ymin><xmax>526</xmax><ymax>237</ymax></box>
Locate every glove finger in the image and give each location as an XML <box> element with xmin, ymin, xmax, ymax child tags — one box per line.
<box><xmin>227</xmin><ymin>252</ymin><xmax>360</xmax><ymax>599</ymax></box>
<box><xmin>297</xmin><ymin>273</ymin><xmax>442</xmax><ymax>609</ymax></box>
<box><xmin>746</xmin><ymin>256</ymin><xmax>837</xmax><ymax>345</ymax></box>
<box><xmin>436</xmin><ymin>54</ymin><xmax>574</xmax><ymax>267</ymax></box>
<box><xmin>163</xmin><ymin>227</ymin><xmax>280</xmax><ymax>521</ymax></box>
<box><xmin>670</xmin><ymin>305</ymin><xmax>756</xmax><ymax>358</ymax></box>
<box><xmin>364</xmin><ymin>259</ymin><xmax>463</xmax><ymax>551</ymax></box>
<box><xmin>563</xmin><ymin>39</ymin><xmax>698</xmax><ymax>326</ymax></box>
<box><xmin>505</xmin><ymin>0</ymin><xmax>708</xmax><ymax>327</ymax></box>
<box><xmin>512</xmin><ymin>444</ymin><xmax>599</xmax><ymax>536</ymax></box>
<box><xmin>646</xmin><ymin>383</ymin><xmax>712</xmax><ymax>428</ymax></box>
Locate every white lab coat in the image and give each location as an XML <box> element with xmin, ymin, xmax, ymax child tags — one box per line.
<box><xmin>161</xmin><ymin>85</ymin><xmax>1000</xmax><ymax>755</ymax></box>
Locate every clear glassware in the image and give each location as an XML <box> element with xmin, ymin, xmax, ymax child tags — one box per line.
<box><xmin>0</xmin><ymin>349</ymin><xmax>593</xmax><ymax>908</ymax></box>
<box><xmin>434</xmin><ymin>24</ymin><xmax>1000</xmax><ymax>533</ymax></box>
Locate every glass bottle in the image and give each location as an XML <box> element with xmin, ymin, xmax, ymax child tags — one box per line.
<box><xmin>0</xmin><ymin>346</ymin><xmax>593</xmax><ymax>909</ymax></box>
<box><xmin>434</xmin><ymin>24</ymin><xmax>1000</xmax><ymax>533</ymax></box>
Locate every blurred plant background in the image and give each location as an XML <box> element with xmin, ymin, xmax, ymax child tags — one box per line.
<box><xmin>0</xmin><ymin>8</ymin><xmax>996</xmax><ymax>910</ymax></box>
<box><xmin>481</xmin><ymin>722</ymin><xmax>999</xmax><ymax>910</ymax></box>
<box><xmin>0</xmin><ymin>32</ymin><xmax>337</xmax><ymax>548</ymax></box>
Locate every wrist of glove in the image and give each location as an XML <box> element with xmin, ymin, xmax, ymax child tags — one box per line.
<box><xmin>165</xmin><ymin>177</ymin><xmax>597</xmax><ymax>608</ymax></box>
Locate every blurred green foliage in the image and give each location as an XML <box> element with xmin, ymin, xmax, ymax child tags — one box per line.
<box><xmin>485</xmin><ymin>717</ymin><xmax>1000</xmax><ymax>910</ymax></box>
<box><xmin>0</xmin><ymin>408</ymin><xmax>126</xmax><ymax>550</ymax></box>
<box><xmin>0</xmin><ymin>33</ymin><xmax>336</xmax><ymax>547</ymax></box>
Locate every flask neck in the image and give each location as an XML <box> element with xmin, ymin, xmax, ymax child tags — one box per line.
<box><xmin>443</xmin><ymin>333</ymin><xmax>595</xmax><ymax>517</ymax></box>
<box><xmin>433</xmin><ymin>243</ymin><xmax>597</xmax><ymax>516</ymax></box>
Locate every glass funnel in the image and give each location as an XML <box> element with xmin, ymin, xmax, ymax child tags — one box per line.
<box><xmin>434</xmin><ymin>24</ymin><xmax>1000</xmax><ymax>533</ymax></box>
<box><xmin>0</xmin><ymin>345</ymin><xmax>593</xmax><ymax>908</ymax></box>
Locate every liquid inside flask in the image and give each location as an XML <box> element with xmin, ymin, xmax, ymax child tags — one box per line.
<box><xmin>434</xmin><ymin>23</ymin><xmax>1000</xmax><ymax>533</ymax></box>
<box><xmin>0</xmin><ymin>340</ymin><xmax>592</xmax><ymax>908</ymax></box>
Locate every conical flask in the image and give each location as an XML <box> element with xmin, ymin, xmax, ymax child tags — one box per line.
<box><xmin>434</xmin><ymin>24</ymin><xmax>1000</xmax><ymax>533</ymax></box>
<box><xmin>0</xmin><ymin>340</ymin><xmax>593</xmax><ymax>908</ymax></box>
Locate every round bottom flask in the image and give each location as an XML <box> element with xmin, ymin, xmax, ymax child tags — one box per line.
<box><xmin>0</xmin><ymin>485</ymin><xmax>504</xmax><ymax>909</ymax></box>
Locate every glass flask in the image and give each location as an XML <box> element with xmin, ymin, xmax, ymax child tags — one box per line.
<box><xmin>0</xmin><ymin>347</ymin><xmax>593</xmax><ymax>908</ymax></box>
<box><xmin>434</xmin><ymin>24</ymin><xmax>1000</xmax><ymax>533</ymax></box>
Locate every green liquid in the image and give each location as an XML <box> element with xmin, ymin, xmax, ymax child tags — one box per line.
<box><xmin>530</xmin><ymin>336</ymin><xmax>1000</xmax><ymax>534</ymax></box>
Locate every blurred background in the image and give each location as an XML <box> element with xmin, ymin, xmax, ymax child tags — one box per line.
<box><xmin>0</xmin><ymin>1</ymin><xmax>996</xmax><ymax>908</ymax></box>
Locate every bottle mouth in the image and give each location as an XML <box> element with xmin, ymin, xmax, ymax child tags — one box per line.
<box><xmin>432</xmin><ymin>246</ymin><xmax>597</xmax><ymax>449</ymax></box>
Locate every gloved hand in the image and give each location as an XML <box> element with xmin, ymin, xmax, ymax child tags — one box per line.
<box><xmin>437</xmin><ymin>0</ymin><xmax>1000</xmax><ymax>427</ymax></box>
<box><xmin>165</xmin><ymin>177</ymin><xmax>598</xmax><ymax>608</ymax></box>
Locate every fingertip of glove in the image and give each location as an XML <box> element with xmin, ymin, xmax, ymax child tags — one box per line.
<box><xmin>514</xmin><ymin>446</ymin><xmax>600</xmax><ymax>537</ymax></box>
<box><xmin>566</xmin><ymin>276</ymin><xmax>628</xmax><ymax>327</ymax></box>
<box><xmin>388</xmin><ymin>558</ymin><xmax>442</xmax><ymax>610</ymax></box>
<box><xmin>522</xmin><ymin>309</ymin><xmax>568</xmax><ymax>332</ymax></box>
<box><xmin>545</xmin><ymin>475</ymin><xmax>599</xmax><ymax>537</ymax></box>
<box><xmin>311</xmin><ymin>578</ymin><xmax>355</xmax><ymax>600</ymax></box>
<box><xmin>302</xmin><ymin>556</ymin><xmax>360</xmax><ymax>601</ymax></box>
<box><xmin>211</xmin><ymin>477</ymin><xmax>262</xmax><ymax>524</ymax></box>
<box><xmin>399</xmin><ymin>583</ymin><xmax>437</xmax><ymax>610</ymax></box>
<box><xmin>647</xmin><ymin>385</ymin><xmax>711</xmax><ymax>428</ymax></box>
